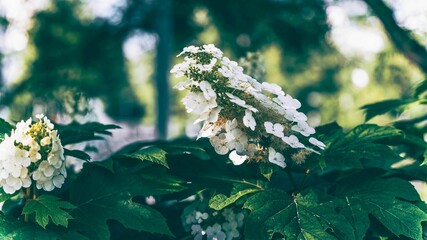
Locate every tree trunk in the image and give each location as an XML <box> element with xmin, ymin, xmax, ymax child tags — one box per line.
<box><xmin>154</xmin><ymin>0</ymin><xmax>172</xmax><ymax>139</ymax></box>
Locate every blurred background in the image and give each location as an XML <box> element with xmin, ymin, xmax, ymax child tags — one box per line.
<box><xmin>0</xmin><ymin>0</ymin><xmax>426</xmax><ymax>158</ymax></box>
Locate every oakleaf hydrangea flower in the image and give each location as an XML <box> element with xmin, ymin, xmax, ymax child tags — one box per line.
<box><xmin>0</xmin><ymin>115</ymin><xmax>66</xmax><ymax>194</ymax></box>
<box><xmin>172</xmin><ymin>44</ymin><xmax>325</xmax><ymax>168</ymax></box>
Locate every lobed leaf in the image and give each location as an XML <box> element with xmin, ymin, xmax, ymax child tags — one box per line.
<box><xmin>335</xmin><ymin>172</ymin><xmax>427</xmax><ymax>239</ymax></box>
<box><xmin>243</xmin><ymin>189</ymin><xmax>355</xmax><ymax>240</ymax></box>
<box><xmin>324</xmin><ymin>124</ymin><xmax>402</xmax><ymax>169</ymax></box>
<box><xmin>68</xmin><ymin>163</ymin><xmax>186</xmax><ymax>240</ymax></box>
<box><xmin>22</xmin><ymin>195</ymin><xmax>75</xmax><ymax>229</ymax></box>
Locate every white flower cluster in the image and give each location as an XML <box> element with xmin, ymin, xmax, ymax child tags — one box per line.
<box><xmin>183</xmin><ymin>204</ymin><xmax>245</xmax><ymax>240</ymax></box>
<box><xmin>172</xmin><ymin>44</ymin><xmax>325</xmax><ymax>168</ymax></box>
<box><xmin>0</xmin><ymin>115</ymin><xmax>66</xmax><ymax>194</ymax></box>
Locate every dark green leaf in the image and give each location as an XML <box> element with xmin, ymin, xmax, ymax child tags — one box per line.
<box><xmin>360</xmin><ymin>99</ymin><xmax>416</xmax><ymax>121</ymax></box>
<box><xmin>122</xmin><ymin>147</ymin><xmax>168</xmax><ymax>168</ymax></box>
<box><xmin>64</xmin><ymin>149</ymin><xmax>91</xmax><ymax>161</ymax></box>
<box><xmin>0</xmin><ymin>118</ymin><xmax>13</xmax><ymax>141</ymax></box>
<box><xmin>259</xmin><ymin>163</ymin><xmax>275</xmax><ymax>181</ymax></box>
<box><xmin>243</xmin><ymin>189</ymin><xmax>355</xmax><ymax>240</ymax></box>
<box><xmin>0</xmin><ymin>213</ymin><xmax>88</xmax><ymax>240</ymax></box>
<box><xmin>22</xmin><ymin>195</ymin><xmax>75</xmax><ymax>229</ymax></box>
<box><xmin>325</xmin><ymin>124</ymin><xmax>402</xmax><ymax>169</ymax></box>
<box><xmin>162</xmin><ymin>145</ymin><xmax>211</xmax><ymax>160</ymax></box>
<box><xmin>335</xmin><ymin>172</ymin><xmax>427</xmax><ymax>239</ymax></box>
<box><xmin>209</xmin><ymin>184</ymin><xmax>260</xmax><ymax>210</ymax></box>
<box><xmin>57</xmin><ymin>122</ymin><xmax>120</xmax><ymax>146</ymax></box>
<box><xmin>69</xmin><ymin>164</ymin><xmax>185</xmax><ymax>240</ymax></box>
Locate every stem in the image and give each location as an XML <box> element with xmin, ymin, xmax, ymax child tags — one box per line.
<box><xmin>32</xmin><ymin>184</ymin><xmax>37</xmax><ymax>200</ymax></box>
<box><xmin>285</xmin><ymin>168</ymin><xmax>299</xmax><ymax>192</ymax></box>
<box><xmin>24</xmin><ymin>188</ymin><xmax>31</xmax><ymax>222</ymax></box>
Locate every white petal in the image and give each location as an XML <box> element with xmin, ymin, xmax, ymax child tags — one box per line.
<box><xmin>229</xmin><ymin>151</ymin><xmax>247</xmax><ymax>165</ymax></box>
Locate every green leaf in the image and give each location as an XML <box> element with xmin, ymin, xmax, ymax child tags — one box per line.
<box><xmin>259</xmin><ymin>163</ymin><xmax>275</xmax><ymax>181</ymax></box>
<box><xmin>325</xmin><ymin>124</ymin><xmax>402</xmax><ymax>169</ymax></box>
<box><xmin>360</xmin><ymin>99</ymin><xmax>416</xmax><ymax>121</ymax></box>
<box><xmin>57</xmin><ymin>122</ymin><xmax>120</xmax><ymax>146</ymax></box>
<box><xmin>162</xmin><ymin>145</ymin><xmax>211</xmax><ymax>160</ymax></box>
<box><xmin>335</xmin><ymin>172</ymin><xmax>427</xmax><ymax>239</ymax></box>
<box><xmin>122</xmin><ymin>147</ymin><xmax>168</xmax><ymax>168</ymax></box>
<box><xmin>0</xmin><ymin>213</ymin><xmax>88</xmax><ymax>240</ymax></box>
<box><xmin>422</xmin><ymin>149</ymin><xmax>427</xmax><ymax>166</ymax></box>
<box><xmin>0</xmin><ymin>118</ymin><xmax>13</xmax><ymax>141</ymax></box>
<box><xmin>22</xmin><ymin>195</ymin><xmax>75</xmax><ymax>229</ymax></box>
<box><xmin>243</xmin><ymin>189</ymin><xmax>355</xmax><ymax>240</ymax></box>
<box><xmin>69</xmin><ymin>163</ymin><xmax>185</xmax><ymax>240</ymax></box>
<box><xmin>64</xmin><ymin>149</ymin><xmax>91</xmax><ymax>161</ymax></box>
<box><xmin>414</xmin><ymin>79</ymin><xmax>427</xmax><ymax>97</ymax></box>
<box><xmin>209</xmin><ymin>184</ymin><xmax>261</xmax><ymax>210</ymax></box>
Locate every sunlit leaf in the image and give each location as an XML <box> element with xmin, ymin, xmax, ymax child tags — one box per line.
<box><xmin>22</xmin><ymin>195</ymin><xmax>75</xmax><ymax>229</ymax></box>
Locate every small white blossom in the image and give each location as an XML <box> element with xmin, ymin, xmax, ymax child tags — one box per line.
<box><xmin>264</xmin><ymin>122</ymin><xmax>284</xmax><ymax>138</ymax></box>
<box><xmin>229</xmin><ymin>150</ymin><xmax>247</xmax><ymax>165</ymax></box>
<box><xmin>274</xmin><ymin>94</ymin><xmax>301</xmax><ymax>110</ymax></box>
<box><xmin>206</xmin><ymin>223</ymin><xmax>226</xmax><ymax>240</ymax></box>
<box><xmin>291</xmin><ymin>121</ymin><xmax>315</xmax><ymax>137</ymax></box>
<box><xmin>225</xmin><ymin>93</ymin><xmax>257</xmax><ymax>112</ymax></box>
<box><xmin>177</xmin><ymin>45</ymin><xmax>199</xmax><ymax>56</ymax></box>
<box><xmin>210</xmin><ymin>134</ymin><xmax>229</xmax><ymax>155</ymax></box>
<box><xmin>262</xmin><ymin>82</ymin><xmax>284</xmax><ymax>96</ymax></box>
<box><xmin>268</xmin><ymin>147</ymin><xmax>286</xmax><ymax>168</ymax></box>
<box><xmin>200</xmin><ymin>81</ymin><xmax>217</xmax><ymax>100</ymax></box>
<box><xmin>243</xmin><ymin>110</ymin><xmax>256</xmax><ymax>131</ymax></box>
<box><xmin>282</xmin><ymin>135</ymin><xmax>305</xmax><ymax>149</ymax></box>
<box><xmin>225</xmin><ymin>128</ymin><xmax>248</xmax><ymax>152</ymax></box>
<box><xmin>309</xmin><ymin>137</ymin><xmax>326</xmax><ymax>150</ymax></box>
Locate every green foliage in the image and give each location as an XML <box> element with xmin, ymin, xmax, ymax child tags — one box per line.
<box><xmin>360</xmin><ymin>99</ymin><xmax>417</xmax><ymax>121</ymax></box>
<box><xmin>63</xmin><ymin>149</ymin><xmax>91</xmax><ymax>161</ymax></box>
<box><xmin>334</xmin><ymin>172</ymin><xmax>427</xmax><ymax>240</ymax></box>
<box><xmin>0</xmin><ymin>214</ymin><xmax>88</xmax><ymax>240</ymax></box>
<box><xmin>0</xmin><ymin>118</ymin><xmax>13</xmax><ymax>141</ymax></box>
<box><xmin>67</xmin><ymin>162</ymin><xmax>185</xmax><ymax>239</ymax></box>
<box><xmin>121</xmin><ymin>147</ymin><xmax>169</xmax><ymax>168</ymax></box>
<box><xmin>22</xmin><ymin>195</ymin><xmax>75</xmax><ymax>229</ymax></box>
<box><xmin>244</xmin><ymin>189</ymin><xmax>354</xmax><ymax>240</ymax></box>
<box><xmin>321</xmin><ymin>124</ymin><xmax>402</xmax><ymax>169</ymax></box>
<box><xmin>209</xmin><ymin>183</ymin><xmax>261</xmax><ymax>211</ymax></box>
<box><xmin>56</xmin><ymin>122</ymin><xmax>120</xmax><ymax>146</ymax></box>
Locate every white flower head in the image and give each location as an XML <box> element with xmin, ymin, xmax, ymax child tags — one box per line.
<box><xmin>0</xmin><ymin>116</ymin><xmax>66</xmax><ymax>194</ymax></box>
<box><xmin>173</xmin><ymin>44</ymin><xmax>324</xmax><ymax>168</ymax></box>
